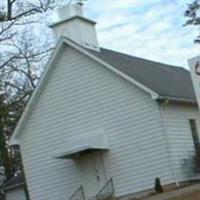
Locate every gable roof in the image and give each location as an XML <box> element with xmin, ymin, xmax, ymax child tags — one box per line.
<box><xmin>91</xmin><ymin>48</ymin><xmax>196</xmax><ymax>103</ymax></box>
<box><xmin>10</xmin><ymin>38</ymin><xmax>196</xmax><ymax>143</ymax></box>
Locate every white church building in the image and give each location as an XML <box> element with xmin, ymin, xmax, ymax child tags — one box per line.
<box><xmin>11</xmin><ymin>3</ymin><xmax>200</xmax><ymax>200</ymax></box>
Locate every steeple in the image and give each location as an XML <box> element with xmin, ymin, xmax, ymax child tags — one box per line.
<box><xmin>49</xmin><ymin>3</ymin><xmax>100</xmax><ymax>51</ymax></box>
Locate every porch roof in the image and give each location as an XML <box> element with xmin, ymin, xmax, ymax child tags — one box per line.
<box><xmin>54</xmin><ymin>131</ymin><xmax>109</xmax><ymax>159</ymax></box>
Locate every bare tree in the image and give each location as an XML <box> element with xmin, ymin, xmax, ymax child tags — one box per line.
<box><xmin>0</xmin><ymin>0</ymin><xmax>56</xmax><ymax>94</ymax></box>
<box><xmin>0</xmin><ymin>0</ymin><xmax>69</xmax><ymax>189</ymax></box>
<box><xmin>0</xmin><ymin>0</ymin><xmax>67</xmax><ymax>138</ymax></box>
<box><xmin>1</xmin><ymin>27</ymin><xmax>54</xmax><ymax>102</ymax></box>
<box><xmin>0</xmin><ymin>0</ymin><xmax>73</xmax><ymax>103</ymax></box>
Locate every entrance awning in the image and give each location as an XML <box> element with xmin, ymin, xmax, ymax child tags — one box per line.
<box><xmin>54</xmin><ymin>130</ymin><xmax>109</xmax><ymax>159</ymax></box>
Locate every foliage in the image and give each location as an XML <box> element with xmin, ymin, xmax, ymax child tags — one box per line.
<box><xmin>0</xmin><ymin>0</ymin><xmax>69</xmax><ymax>185</ymax></box>
<box><xmin>184</xmin><ymin>0</ymin><xmax>200</xmax><ymax>43</ymax></box>
<box><xmin>0</xmin><ymin>82</ymin><xmax>24</xmax><ymax>178</ymax></box>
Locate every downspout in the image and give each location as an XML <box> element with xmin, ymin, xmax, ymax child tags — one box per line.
<box><xmin>157</xmin><ymin>98</ymin><xmax>179</xmax><ymax>187</ymax></box>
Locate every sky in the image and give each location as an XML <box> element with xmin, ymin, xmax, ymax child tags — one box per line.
<box><xmin>75</xmin><ymin>0</ymin><xmax>200</xmax><ymax>68</ymax></box>
<box><xmin>1</xmin><ymin>0</ymin><xmax>198</xmax><ymax>68</ymax></box>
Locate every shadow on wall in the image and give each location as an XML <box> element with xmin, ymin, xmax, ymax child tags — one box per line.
<box><xmin>182</xmin><ymin>150</ymin><xmax>200</xmax><ymax>177</ymax></box>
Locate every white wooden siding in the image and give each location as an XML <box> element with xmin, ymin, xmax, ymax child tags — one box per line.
<box><xmin>19</xmin><ymin>45</ymin><xmax>174</xmax><ymax>200</ymax></box>
<box><xmin>6</xmin><ymin>188</ymin><xmax>26</xmax><ymax>200</ymax></box>
<box><xmin>160</xmin><ymin>103</ymin><xmax>200</xmax><ymax>183</ymax></box>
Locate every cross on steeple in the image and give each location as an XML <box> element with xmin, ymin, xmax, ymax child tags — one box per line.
<box><xmin>67</xmin><ymin>0</ymin><xmax>87</xmax><ymax>6</ymax></box>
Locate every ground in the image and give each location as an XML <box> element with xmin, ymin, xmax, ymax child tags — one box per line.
<box><xmin>142</xmin><ymin>183</ymin><xmax>200</xmax><ymax>200</ymax></box>
<box><xmin>170</xmin><ymin>191</ymin><xmax>200</xmax><ymax>200</ymax></box>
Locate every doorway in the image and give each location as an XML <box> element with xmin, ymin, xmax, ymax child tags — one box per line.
<box><xmin>76</xmin><ymin>151</ymin><xmax>107</xmax><ymax>197</ymax></box>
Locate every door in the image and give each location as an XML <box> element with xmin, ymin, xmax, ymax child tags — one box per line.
<box><xmin>76</xmin><ymin>151</ymin><xmax>107</xmax><ymax>197</ymax></box>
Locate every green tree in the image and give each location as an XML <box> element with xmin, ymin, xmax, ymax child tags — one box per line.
<box><xmin>0</xmin><ymin>90</ymin><xmax>13</xmax><ymax>177</ymax></box>
<box><xmin>0</xmin><ymin>84</ymin><xmax>24</xmax><ymax>179</ymax></box>
<box><xmin>185</xmin><ymin>0</ymin><xmax>200</xmax><ymax>43</ymax></box>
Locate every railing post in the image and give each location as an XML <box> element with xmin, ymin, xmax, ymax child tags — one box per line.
<box><xmin>80</xmin><ymin>185</ymin><xmax>85</xmax><ymax>200</ymax></box>
<box><xmin>96</xmin><ymin>178</ymin><xmax>114</xmax><ymax>200</ymax></box>
<box><xmin>68</xmin><ymin>185</ymin><xmax>85</xmax><ymax>200</ymax></box>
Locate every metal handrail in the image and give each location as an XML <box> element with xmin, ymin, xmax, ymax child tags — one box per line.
<box><xmin>96</xmin><ymin>178</ymin><xmax>114</xmax><ymax>200</ymax></box>
<box><xmin>68</xmin><ymin>186</ymin><xmax>85</xmax><ymax>200</ymax></box>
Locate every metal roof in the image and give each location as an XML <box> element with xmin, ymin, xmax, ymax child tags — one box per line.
<box><xmin>91</xmin><ymin>48</ymin><xmax>196</xmax><ymax>103</ymax></box>
<box><xmin>54</xmin><ymin>130</ymin><xmax>109</xmax><ymax>159</ymax></box>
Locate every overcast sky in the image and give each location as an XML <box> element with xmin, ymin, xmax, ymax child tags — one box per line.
<box><xmin>78</xmin><ymin>0</ymin><xmax>200</xmax><ymax>68</ymax></box>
